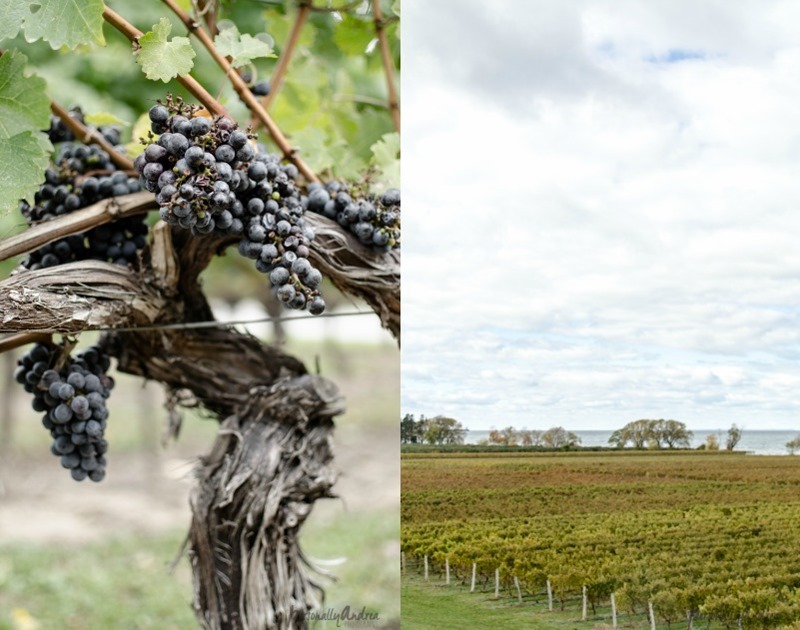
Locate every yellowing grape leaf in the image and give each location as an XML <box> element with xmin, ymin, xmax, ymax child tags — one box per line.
<box><xmin>123</xmin><ymin>112</ymin><xmax>152</xmax><ymax>158</ymax></box>
<box><xmin>85</xmin><ymin>111</ymin><xmax>128</xmax><ymax>127</ymax></box>
<box><xmin>136</xmin><ymin>18</ymin><xmax>196</xmax><ymax>82</ymax></box>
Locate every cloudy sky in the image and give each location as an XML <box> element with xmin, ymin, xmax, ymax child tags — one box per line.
<box><xmin>402</xmin><ymin>0</ymin><xmax>800</xmax><ymax>431</ymax></box>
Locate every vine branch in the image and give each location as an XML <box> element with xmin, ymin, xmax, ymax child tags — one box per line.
<box><xmin>0</xmin><ymin>191</ymin><xmax>157</xmax><ymax>263</ymax></box>
<box><xmin>0</xmin><ymin>332</ymin><xmax>52</xmax><ymax>354</ymax></box>
<box><xmin>372</xmin><ymin>0</ymin><xmax>400</xmax><ymax>133</ymax></box>
<box><xmin>0</xmin><ymin>191</ymin><xmax>399</xmax><ymax>341</ymax></box>
<box><xmin>160</xmin><ymin>0</ymin><xmax>320</xmax><ymax>183</ymax></box>
<box><xmin>50</xmin><ymin>101</ymin><xmax>134</xmax><ymax>171</ymax></box>
<box><xmin>254</xmin><ymin>2</ymin><xmax>311</xmax><ymax>117</ymax></box>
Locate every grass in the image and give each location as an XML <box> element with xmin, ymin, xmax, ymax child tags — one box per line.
<box><xmin>402</xmin><ymin>573</ymin><xmax>730</xmax><ymax>630</ymax></box>
<box><xmin>302</xmin><ymin>508</ymin><xmax>400</xmax><ymax>627</ymax></box>
<box><xmin>0</xmin><ymin>530</ymin><xmax>195</xmax><ymax>630</ymax></box>
<box><xmin>0</xmin><ymin>507</ymin><xmax>399</xmax><ymax>630</ymax></box>
<box><xmin>402</xmin><ymin>574</ymin><xmax>580</xmax><ymax>630</ymax></box>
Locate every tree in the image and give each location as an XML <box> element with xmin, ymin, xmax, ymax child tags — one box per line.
<box><xmin>519</xmin><ymin>429</ymin><xmax>543</xmax><ymax>447</ymax></box>
<box><xmin>787</xmin><ymin>435</ymin><xmax>800</xmax><ymax>455</ymax></box>
<box><xmin>608</xmin><ymin>419</ymin><xmax>652</xmax><ymax>449</ymax></box>
<box><xmin>706</xmin><ymin>434</ymin><xmax>720</xmax><ymax>450</ymax></box>
<box><xmin>489</xmin><ymin>426</ymin><xmax>519</xmax><ymax>446</ymax></box>
<box><xmin>726</xmin><ymin>424</ymin><xmax>743</xmax><ymax>451</ymax></box>
<box><xmin>421</xmin><ymin>416</ymin><xmax>467</xmax><ymax>445</ymax></box>
<box><xmin>0</xmin><ymin>2</ymin><xmax>399</xmax><ymax>628</ymax></box>
<box><xmin>401</xmin><ymin>413</ymin><xmax>420</xmax><ymax>444</ymax></box>
<box><xmin>541</xmin><ymin>426</ymin><xmax>581</xmax><ymax>449</ymax></box>
<box><xmin>658</xmin><ymin>419</ymin><xmax>693</xmax><ymax>449</ymax></box>
<box><xmin>609</xmin><ymin>419</ymin><xmax>692</xmax><ymax>449</ymax></box>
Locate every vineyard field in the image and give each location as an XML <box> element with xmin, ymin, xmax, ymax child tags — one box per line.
<box><xmin>402</xmin><ymin>451</ymin><xmax>800</xmax><ymax>629</ymax></box>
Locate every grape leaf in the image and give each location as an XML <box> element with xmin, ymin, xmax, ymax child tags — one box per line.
<box><xmin>291</xmin><ymin>127</ymin><xmax>340</xmax><ymax>174</ymax></box>
<box><xmin>371</xmin><ymin>132</ymin><xmax>399</xmax><ymax>189</ymax></box>
<box><xmin>214</xmin><ymin>24</ymin><xmax>275</xmax><ymax>68</ymax></box>
<box><xmin>0</xmin><ymin>131</ymin><xmax>52</xmax><ymax>212</ymax></box>
<box><xmin>0</xmin><ymin>50</ymin><xmax>52</xmax><ymax>138</ymax></box>
<box><xmin>0</xmin><ymin>0</ymin><xmax>27</xmax><ymax>42</ymax></box>
<box><xmin>263</xmin><ymin>8</ymin><xmax>314</xmax><ymax>51</ymax></box>
<box><xmin>0</xmin><ymin>51</ymin><xmax>52</xmax><ymax>212</ymax></box>
<box><xmin>123</xmin><ymin>112</ymin><xmax>152</xmax><ymax>158</ymax></box>
<box><xmin>22</xmin><ymin>0</ymin><xmax>105</xmax><ymax>50</ymax></box>
<box><xmin>334</xmin><ymin>14</ymin><xmax>376</xmax><ymax>56</ymax></box>
<box><xmin>136</xmin><ymin>18</ymin><xmax>196</xmax><ymax>82</ymax></box>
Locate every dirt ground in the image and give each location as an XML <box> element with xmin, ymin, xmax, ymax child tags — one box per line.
<box><xmin>0</xmin><ymin>423</ymin><xmax>398</xmax><ymax>545</ymax></box>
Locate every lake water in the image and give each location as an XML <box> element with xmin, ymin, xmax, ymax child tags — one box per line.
<box><xmin>464</xmin><ymin>430</ymin><xmax>800</xmax><ymax>455</ymax></box>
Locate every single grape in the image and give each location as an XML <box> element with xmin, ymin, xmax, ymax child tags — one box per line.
<box><xmin>269</xmin><ymin>267</ymin><xmax>290</xmax><ymax>285</ymax></box>
<box><xmin>308</xmin><ymin>296</ymin><xmax>326</xmax><ymax>315</ymax></box>
<box><xmin>276</xmin><ymin>283</ymin><xmax>296</xmax><ymax>303</ymax></box>
<box><xmin>58</xmin><ymin>383</ymin><xmax>75</xmax><ymax>401</ymax></box>
<box><xmin>149</xmin><ymin>104</ymin><xmax>169</xmax><ymax>123</ymax></box>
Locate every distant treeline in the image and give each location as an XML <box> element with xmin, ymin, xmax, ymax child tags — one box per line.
<box><xmin>402</xmin><ymin>415</ymin><xmax>749</xmax><ymax>451</ymax></box>
<box><xmin>401</xmin><ymin>443</ymin><xmax>741</xmax><ymax>455</ymax></box>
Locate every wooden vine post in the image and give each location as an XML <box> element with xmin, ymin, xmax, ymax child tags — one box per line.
<box><xmin>0</xmin><ymin>1</ymin><xmax>399</xmax><ymax>629</ymax></box>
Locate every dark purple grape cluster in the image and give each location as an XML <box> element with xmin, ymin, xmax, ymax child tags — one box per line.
<box><xmin>305</xmin><ymin>182</ymin><xmax>400</xmax><ymax>254</ymax></box>
<box><xmin>46</xmin><ymin>106</ymin><xmax>122</xmax><ymax>147</ymax></box>
<box><xmin>19</xmin><ymin>142</ymin><xmax>147</xmax><ymax>271</ymax></box>
<box><xmin>15</xmin><ymin>343</ymin><xmax>114</xmax><ymax>482</ymax></box>
<box><xmin>136</xmin><ymin>101</ymin><xmax>325</xmax><ymax>314</ymax></box>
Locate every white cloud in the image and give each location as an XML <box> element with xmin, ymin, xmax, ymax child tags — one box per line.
<box><xmin>402</xmin><ymin>1</ymin><xmax>800</xmax><ymax>431</ymax></box>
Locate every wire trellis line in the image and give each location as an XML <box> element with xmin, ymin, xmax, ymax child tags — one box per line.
<box><xmin>1</xmin><ymin>309</ymin><xmax>374</xmax><ymax>337</ymax></box>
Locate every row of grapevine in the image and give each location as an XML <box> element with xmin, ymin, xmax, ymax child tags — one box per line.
<box><xmin>405</xmin><ymin>554</ymin><xmax>800</xmax><ymax>629</ymax></box>
<box><xmin>402</xmin><ymin>453</ymin><xmax>800</xmax><ymax>628</ymax></box>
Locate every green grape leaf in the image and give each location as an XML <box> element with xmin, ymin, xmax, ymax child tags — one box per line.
<box><xmin>392</xmin><ymin>0</ymin><xmax>401</xmax><ymax>17</ymax></box>
<box><xmin>85</xmin><ymin>111</ymin><xmax>128</xmax><ymax>127</ymax></box>
<box><xmin>136</xmin><ymin>18</ymin><xmax>196</xmax><ymax>82</ymax></box>
<box><xmin>371</xmin><ymin>132</ymin><xmax>399</xmax><ymax>189</ymax></box>
<box><xmin>22</xmin><ymin>0</ymin><xmax>105</xmax><ymax>50</ymax></box>
<box><xmin>0</xmin><ymin>51</ymin><xmax>53</xmax><ymax>212</ymax></box>
<box><xmin>291</xmin><ymin>127</ymin><xmax>339</xmax><ymax>174</ymax></box>
<box><xmin>0</xmin><ymin>50</ymin><xmax>52</xmax><ymax>138</ymax></box>
<box><xmin>0</xmin><ymin>131</ymin><xmax>52</xmax><ymax>212</ymax></box>
<box><xmin>214</xmin><ymin>24</ymin><xmax>275</xmax><ymax>68</ymax></box>
<box><xmin>263</xmin><ymin>8</ymin><xmax>314</xmax><ymax>51</ymax></box>
<box><xmin>0</xmin><ymin>0</ymin><xmax>27</xmax><ymax>42</ymax></box>
<box><xmin>334</xmin><ymin>14</ymin><xmax>375</xmax><ymax>56</ymax></box>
